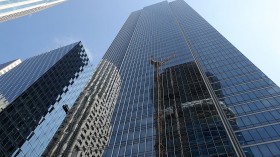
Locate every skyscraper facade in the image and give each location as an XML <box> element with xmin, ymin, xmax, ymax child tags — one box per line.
<box><xmin>0</xmin><ymin>59</ymin><xmax>21</xmax><ymax>76</ymax></box>
<box><xmin>99</xmin><ymin>0</ymin><xmax>280</xmax><ymax>156</ymax></box>
<box><xmin>0</xmin><ymin>42</ymin><xmax>92</xmax><ymax>157</ymax></box>
<box><xmin>0</xmin><ymin>0</ymin><xmax>65</xmax><ymax>22</ymax></box>
<box><xmin>43</xmin><ymin>59</ymin><xmax>121</xmax><ymax>157</ymax></box>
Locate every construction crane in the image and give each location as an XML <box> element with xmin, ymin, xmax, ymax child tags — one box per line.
<box><xmin>150</xmin><ymin>53</ymin><xmax>176</xmax><ymax>157</ymax></box>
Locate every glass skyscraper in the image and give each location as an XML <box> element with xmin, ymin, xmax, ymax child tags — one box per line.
<box><xmin>99</xmin><ymin>0</ymin><xmax>280</xmax><ymax>156</ymax></box>
<box><xmin>0</xmin><ymin>0</ymin><xmax>65</xmax><ymax>22</ymax></box>
<box><xmin>0</xmin><ymin>42</ymin><xmax>92</xmax><ymax>157</ymax></box>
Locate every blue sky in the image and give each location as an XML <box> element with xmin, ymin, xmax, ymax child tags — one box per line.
<box><xmin>0</xmin><ymin>0</ymin><xmax>279</xmax><ymax>86</ymax></box>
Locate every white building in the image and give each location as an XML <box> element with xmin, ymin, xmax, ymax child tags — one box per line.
<box><xmin>0</xmin><ymin>0</ymin><xmax>65</xmax><ymax>22</ymax></box>
<box><xmin>0</xmin><ymin>59</ymin><xmax>21</xmax><ymax>76</ymax></box>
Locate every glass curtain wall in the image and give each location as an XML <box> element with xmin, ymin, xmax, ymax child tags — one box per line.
<box><xmin>102</xmin><ymin>0</ymin><xmax>280</xmax><ymax>156</ymax></box>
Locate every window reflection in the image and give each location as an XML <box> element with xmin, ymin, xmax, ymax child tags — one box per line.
<box><xmin>153</xmin><ymin>61</ymin><xmax>250</xmax><ymax>156</ymax></box>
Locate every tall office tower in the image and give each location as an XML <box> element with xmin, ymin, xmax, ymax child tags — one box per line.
<box><xmin>0</xmin><ymin>59</ymin><xmax>21</xmax><ymax>76</ymax></box>
<box><xmin>99</xmin><ymin>0</ymin><xmax>280</xmax><ymax>157</ymax></box>
<box><xmin>0</xmin><ymin>0</ymin><xmax>65</xmax><ymax>22</ymax></box>
<box><xmin>43</xmin><ymin>59</ymin><xmax>121</xmax><ymax>157</ymax></box>
<box><xmin>0</xmin><ymin>42</ymin><xmax>92</xmax><ymax>157</ymax></box>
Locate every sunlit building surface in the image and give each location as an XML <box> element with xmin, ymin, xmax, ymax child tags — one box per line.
<box><xmin>100</xmin><ymin>0</ymin><xmax>280</xmax><ymax>156</ymax></box>
<box><xmin>0</xmin><ymin>59</ymin><xmax>21</xmax><ymax>76</ymax></box>
<box><xmin>43</xmin><ymin>59</ymin><xmax>121</xmax><ymax>157</ymax></box>
<box><xmin>0</xmin><ymin>42</ymin><xmax>92</xmax><ymax>156</ymax></box>
<box><xmin>0</xmin><ymin>0</ymin><xmax>65</xmax><ymax>22</ymax></box>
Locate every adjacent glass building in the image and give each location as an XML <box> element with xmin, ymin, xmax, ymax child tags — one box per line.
<box><xmin>100</xmin><ymin>0</ymin><xmax>280</xmax><ymax>156</ymax></box>
<box><xmin>0</xmin><ymin>42</ymin><xmax>92</xmax><ymax>157</ymax></box>
<box><xmin>0</xmin><ymin>0</ymin><xmax>65</xmax><ymax>22</ymax></box>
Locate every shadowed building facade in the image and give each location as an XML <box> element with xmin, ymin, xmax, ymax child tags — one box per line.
<box><xmin>0</xmin><ymin>42</ymin><xmax>92</xmax><ymax>156</ymax></box>
<box><xmin>100</xmin><ymin>0</ymin><xmax>280</xmax><ymax>156</ymax></box>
